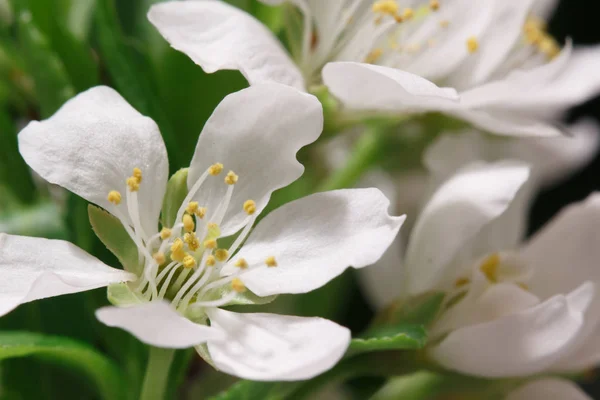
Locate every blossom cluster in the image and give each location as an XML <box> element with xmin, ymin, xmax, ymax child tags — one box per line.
<box><xmin>1</xmin><ymin>0</ymin><xmax>600</xmax><ymax>399</ymax></box>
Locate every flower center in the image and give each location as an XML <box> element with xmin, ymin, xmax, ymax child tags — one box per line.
<box><xmin>105</xmin><ymin>165</ymin><xmax>277</xmax><ymax>320</ymax></box>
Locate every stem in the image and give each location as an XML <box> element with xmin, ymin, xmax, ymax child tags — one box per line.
<box><xmin>140</xmin><ymin>347</ymin><xmax>175</xmax><ymax>400</ymax></box>
<box><xmin>317</xmin><ymin>125</ymin><xmax>384</xmax><ymax>191</ymax></box>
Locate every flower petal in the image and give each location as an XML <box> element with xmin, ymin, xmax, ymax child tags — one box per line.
<box><xmin>429</xmin><ymin>283</ymin><xmax>592</xmax><ymax>377</ymax></box>
<box><xmin>206</xmin><ymin>308</ymin><xmax>350</xmax><ymax>381</ymax></box>
<box><xmin>462</xmin><ymin>44</ymin><xmax>600</xmax><ymax>118</ymax></box>
<box><xmin>404</xmin><ymin>162</ymin><xmax>530</xmax><ymax>295</ymax></box>
<box><xmin>148</xmin><ymin>0</ymin><xmax>304</xmax><ymax>90</ymax></box>
<box><xmin>507</xmin><ymin>378</ymin><xmax>592</xmax><ymax>400</ymax></box>
<box><xmin>187</xmin><ymin>83</ymin><xmax>323</xmax><ymax>236</ymax></box>
<box><xmin>0</xmin><ymin>233</ymin><xmax>135</xmax><ymax>317</ymax></box>
<box><xmin>523</xmin><ymin>193</ymin><xmax>600</xmax><ymax>299</ymax></box>
<box><xmin>18</xmin><ymin>86</ymin><xmax>168</xmax><ymax>237</ymax></box>
<box><xmin>96</xmin><ymin>301</ymin><xmax>223</xmax><ymax>349</ymax></box>
<box><xmin>322</xmin><ymin>62</ymin><xmax>460</xmax><ymax>111</ymax></box>
<box><xmin>425</xmin><ymin>121</ymin><xmax>599</xmax><ymax>189</ymax></box>
<box><xmin>222</xmin><ymin>188</ymin><xmax>405</xmax><ymax>296</ymax></box>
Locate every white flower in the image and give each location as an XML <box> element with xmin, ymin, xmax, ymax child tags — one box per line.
<box><xmin>361</xmin><ymin>160</ymin><xmax>600</xmax><ymax>379</ymax></box>
<box><xmin>148</xmin><ymin>0</ymin><xmax>600</xmax><ymax>137</ymax></box>
<box><xmin>506</xmin><ymin>378</ymin><xmax>592</xmax><ymax>400</ymax></box>
<box><xmin>2</xmin><ymin>84</ymin><xmax>405</xmax><ymax>381</ymax></box>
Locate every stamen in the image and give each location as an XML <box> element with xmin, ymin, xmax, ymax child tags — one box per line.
<box><xmin>480</xmin><ymin>253</ymin><xmax>500</xmax><ymax>283</ymax></box>
<box><xmin>126</xmin><ymin>177</ymin><xmax>140</xmax><ymax>192</ymax></box>
<box><xmin>439</xmin><ymin>20</ymin><xmax>449</xmax><ymax>28</ymax></box>
<box><xmin>183</xmin><ymin>255</ymin><xmax>196</xmax><ymax>269</ymax></box>
<box><xmin>160</xmin><ymin>228</ymin><xmax>172</xmax><ymax>240</ymax></box>
<box><xmin>132</xmin><ymin>168</ymin><xmax>142</xmax><ymax>183</ymax></box>
<box><xmin>454</xmin><ymin>277</ymin><xmax>470</xmax><ymax>288</ymax></box>
<box><xmin>372</xmin><ymin>0</ymin><xmax>399</xmax><ymax>16</ymax></box>
<box><xmin>234</xmin><ymin>258</ymin><xmax>248</xmax><ymax>269</ymax></box>
<box><xmin>206</xmin><ymin>255</ymin><xmax>216</xmax><ymax>267</ymax></box>
<box><xmin>365</xmin><ymin>48</ymin><xmax>383</xmax><ymax>64</ymax></box>
<box><xmin>225</xmin><ymin>171</ymin><xmax>238</xmax><ymax>185</ymax></box>
<box><xmin>153</xmin><ymin>252</ymin><xmax>166</xmax><ymax>265</ymax></box>
<box><xmin>467</xmin><ymin>36</ymin><xmax>479</xmax><ymax>53</ymax></box>
<box><xmin>204</xmin><ymin>239</ymin><xmax>217</xmax><ymax>249</ymax></box>
<box><xmin>186</xmin><ymin>201</ymin><xmax>199</xmax><ymax>214</ymax></box>
<box><xmin>429</xmin><ymin>0</ymin><xmax>440</xmax><ymax>11</ymax></box>
<box><xmin>107</xmin><ymin>190</ymin><xmax>122</xmax><ymax>205</ymax></box>
<box><xmin>243</xmin><ymin>200</ymin><xmax>256</xmax><ymax>215</ymax></box>
<box><xmin>208</xmin><ymin>163</ymin><xmax>224</xmax><ymax>176</ymax></box>
<box><xmin>231</xmin><ymin>278</ymin><xmax>246</xmax><ymax>293</ymax></box>
<box><xmin>191</xmin><ymin>291</ymin><xmax>237</xmax><ymax>308</ymax></box>
<box><xmin>184</xmin><ymin>232</ymin><xmax>201</xmax><ymax>251</ymax></box>
<box><xmin>265</xmin><ymin>256</ymin><xmax>277</xmax><ymax>267</ymax></box>
<box><xmin>183</xmin><ymin>214</ymin><xmax>195</xmax><ymax>233</ymax></box>
<box><xmin>402</xmin><ymin>8</ymin><xmax>414</xmax><ymax>20</ymax></box>
<box><xmin>170</xmin><ymin>239</ymin><xmax>187</xmax><ymax>262</ymax></box>
<box><xmin>158</xmin><ymin>264</ymin><xmax>181</xmax><ymax>299</ymax></box>
<box><xmin>215</xmin><ymin>249</ymin><xmax>229</xmax><ymax>262</ymax></box>
<box><xmin>196</xmin><ymin>207</ymin><xmax>207</xmax><ymax>219</ymax></box>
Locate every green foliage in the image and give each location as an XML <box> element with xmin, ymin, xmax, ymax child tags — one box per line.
<box><xmin>0</xmin><ymin>331</ymin><xmax>127</xmax><ymax>400</ymax></box>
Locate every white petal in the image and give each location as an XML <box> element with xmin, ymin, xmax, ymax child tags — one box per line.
<box><xmin>187</xmin><ymin>83</ymin><xmax>323</xmax><ymax>236</ymax></box>
<box><xmin>404</xmin><ymin>162</ymin><xmax>530</xmax><ymax>295</ymax></box>
<box><xmin>18</xmin><ymin>86</ymin><xmax>168</xmax><ymax>236</ymax></box>
<box><xmin>463</xmin><ymin>44</ymin><xmax>600</xmax><ymax>118</ymax></box>
<box><xmin>507</xmin><ymin>378</ymin><xmax>592</xmax><ymax>400</ymax></box>
<box><xmin>148</xmin><ymin>1</ymin><xmax>304</xmax><ymax>90</ymax></box>
<box><xmin>524</xmin><ymin>193</ymin><xmax>600</xmax><ymax>299</ymax></box>
<box><xmin>322</xmin><ymin>62</ymin><xmax>459</xmax><ymax>112</ymax></box>
<box><xmin>206</xmin><ymin>308</ymin><xmax>350</xmax><ymax>381</ymax></box>
<box><xmin>222</xmin><ymin>188</ymin><xmax>405</xmax><ymax>296</ymax></box>
<box><xmin>430</xmin><ymin>283</ymin><xmax>592</xmax><ymax>377</ymax></box>
<box><xmin>425</xmin><ymin>122</ymin><xmax>599</xmax><ymax>189</ymax></box>
<box><xmin>0</xmin><ymin>233</ymin><xmax>135</xmax><ymax>317</ymax></box>
<box><xmin>96</xmin><ymin>301</ymin><xmax>223</xmax><ymax>349</ymax></box>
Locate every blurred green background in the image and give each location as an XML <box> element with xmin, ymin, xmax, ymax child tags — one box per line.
<box><xmin>0</xmin><ymin>0</ymin><xmax>599</xmax><ymax>399</ymax></box>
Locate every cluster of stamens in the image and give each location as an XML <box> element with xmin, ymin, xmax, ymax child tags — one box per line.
<box><xmin>523</xmin><ymin>16</ymin><xmax>561</xmax><ymax>59</ymax></box>
<box><xmin>105</xmin><ymin>163</ymin><xmax>278</xmax><ymax>316</ymax></box>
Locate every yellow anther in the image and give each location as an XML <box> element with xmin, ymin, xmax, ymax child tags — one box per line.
<box><xmin>231</xmin><ymin>277</ymin><xmax>246</xmax><ymax>293</ymax></box>
<box><xmin>183</xmin><ymin>255</ymin><xmax>196</xmax><ymax>269</ymax></box>
<box><xmin>170</xmin><ymin>239</ymin><xmax>186</xmax><ymax>262</ymax></box>
<box><xmin>215</xmin><ymin>249</ymin><xmax>229</xmax><ymax>262</ymax></box>
<box><xmin>183</xmin><ymin>214</ymin><xmax>195</xmax><ymax>233</ymax></box>
<box><xmin>467</xmin><ymin>36</ymin><xmax>479</xmax><ymax>53</ymax></box>
<box><xmin>234</xmin><ymin>258</ymin><xmax>248</xmax><ymax>269</ymax></box>
<box><xmin>454</xmin><ymin>277</ymin><xmax>471</xmax><ymax>288</ymax></box>
<box><xmin>539</xmin><ymin>37</ymin><xmax>560</xmax><ymax>59</ymax></box>
<box><xmin>209</xmin><ymin>163</ymin><xmax>224</xmax><ymax>176</ymax></box>
<box><xmin>439</xmin><ymin>19</ymin><xmax>449</xmax><ymax>28</ymax></box>
<box><xmin>107</xmin><ymin>190</ymin><xmax>122</xmax><ymax>205</ymax></box>
<box><xmin>372</xmin><ymin>0</ymin><xmax>398</xmax><ymax>16</ymax></box>
<box><xmin>184</xmin><ymin>232</ymin><xmax>200</xmax><ymax>251</ymax></box>
<box><xmin>196</xmin><ymin>207</ymin><xmax>207</xmax><ymax>219</ymax></box>
<box><xmin>480</xmin><ymin>253</ymin><xmax>500</xmax><ymax>283</ymax></box>
<box><xmin>153</xmin><ymin>252</ymin><xmax>166</xmax><ymax>265</ymax></box>
<box><xmin>204</xmin><ymin>239</ymin><xmax>217</xmax><ymax>249</ymax></box>
<box><xmin>206</xmin><ymin>255</ymin><xmax>216</xmax><ymax>267</ymax></box>
<box><xmin>225</xmin><ymin>171</ymin><xmax>238</xmax><ymax>185</ymax></box>
<box><xmin>429</xmin><ymin>0</ymin><xmax>440</xmax><ymax>11</ymax></box>
<box><xmin>243</xmin><ymin>200</ymin><xmax>256</xmax><ymax>215</ymax></box>
<box><xmin>186</xmin><ymin>201</ymin><xmax>199</xmax><ymax>214</ymax></box>
<box><xmin>160</xmin><ymin>228</ymin><xmax>172</xmax><ymax>240</ymax></box>
<box><xmin>132</xmin><ymin>168</ymin><xmax>142</xmax><ymax>183</ymax></box>
<box><xmin>265</xmin><ymin>256</ymin><xmax>277</xmax><ymax>267</ymax></box>
<box><xmin>126</xmin><ymin>176</ymin><xmax>140</xmax><ymax>192</ymax></box>
<box><xmin>517</xmin><ymin>282</ymin><xmax>529</xmax><ymax>291</ymax></box>
<box><xmin>402</xmin><ymin>8</ymin><xmax>414</xmax><ymax>20</ymax></box>
<box><xmin>365</xmin><ymin>48</ymin><xmax>383</xmax><ymax>64</ymax></box>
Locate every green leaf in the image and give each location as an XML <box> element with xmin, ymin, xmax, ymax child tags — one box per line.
<box><xmin>350</xmin><ymin>324</ymin><xmax>427</xmax><ymax>354</ymax></box>
<box><xmin>210</xmin><ymin>379</ymin><xmax>294</xmax><ymax>400</ymax></box>
<box><xmin>88</xmin><ymin>204</ymin><xmax>141</xmax><ymax>275</ymax></box>
<box><xmin>17</xmin><ymin>11</ymin><xmax>75</xmax><ymax>117</ymax></box>
<box><xmin>377</xmin><ymin>292</ymin><xmax>445</xmax><ymax>327</ymax></box>
<box><xmin>0</xmin><ymin>331</ymin><xmax>127</xmax><ymax>400</ymax></box>
<box><xmin>161</xmin><ymin>168</ymin><xmax>188</xmax><ymax>228</ymax></box>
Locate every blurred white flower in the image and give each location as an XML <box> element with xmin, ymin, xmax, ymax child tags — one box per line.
<box><xmin>363</xmin><ymin>160</ymin><xmax>600</xmax><ymax>379</ymax></box>
<box><xmin>149</xmin><ymin>0</ymin><xmax>600</xmax><ymax>136</ymax></box>
<box><xmin>1</xmin><ymin>84</ymin><xmax>405</xmax><ymax>381</ymax></box>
